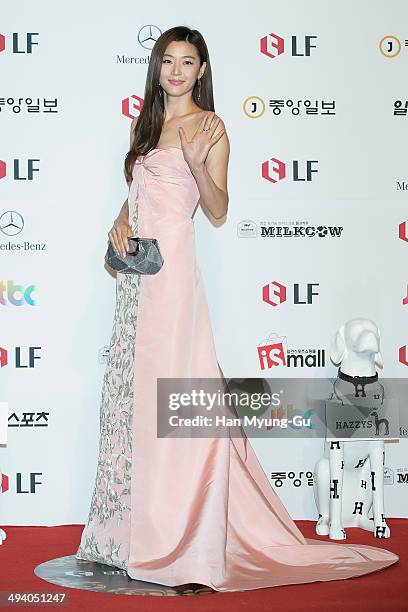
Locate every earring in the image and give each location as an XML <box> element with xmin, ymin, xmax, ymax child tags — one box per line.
<box><xmin>197</xmin><ymin>78</ymin><xmax>201</xmax><ymax>101</ymax></box>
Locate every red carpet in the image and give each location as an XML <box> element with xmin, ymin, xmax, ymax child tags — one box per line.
<box><xmin>0</xmin><ymin>520</ymin><xmax>405</xmax><ymax>611</ymax></box>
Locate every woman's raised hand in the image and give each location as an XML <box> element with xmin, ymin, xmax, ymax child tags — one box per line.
<box><xmin>178</xmin><ymin>111</ymin><xmax>226</xmax><ymax>171</ymax></box>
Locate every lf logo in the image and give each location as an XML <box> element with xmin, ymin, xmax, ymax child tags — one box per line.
<box><xmin>0</xmin><ymin>281</ymin><xmax>36</xmax><ymax>306</ymax></box>
<box><xmin>262</xmin><ymin>281</ymin><xmax>319</xmax><ymax>307</ymax></box>
<box><xmin>260</xmin><ymin>32</ymin><xmax>317</xmax><ymax>59</ymax></box>
<box><xmin>0</xmin><ymin>159</ymin><xmax>40</xmax><ymax>181</ymax></box>
<box><xmin>262</xmin><ymin>157</ymin><xmax>318</xmax><ymax>184</ymax></box>
<box><xmin>399</xmin><ymin>345</ymin><xmax>408</xmax><ymax>366</ymax></box>
<box><xmin>0</xmin><ymin>33</ymin><xmax>39</xmax><ymax>54</ymax></box>
<box><xmin>0</xmin><ymin>473</ymin><xmax>42</xmax><ymax>493</ymax></box>
<box><xmin>399</xmin><ymin>221</ymin><xmax>408</xmax><ymax>243</ymax></box>
<box><xmin>0</xmin><ymin>346</ymin><xmax>42</xmax><ymax>368</ymax></box>
<box><xmin>122</xmin><ymin>95</ymin><xmax>143</xmax><ymax>119</ymax></box>
<box><xmin>1</xmin><ymin>473</ymin><xmax>9</xmax><ymax>493</ymax></box>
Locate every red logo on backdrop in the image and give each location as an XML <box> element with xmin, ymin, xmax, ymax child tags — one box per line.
<box><xmin>399</xmin><ymin>345</ymin><xmax>408</xmax><ymax>366</ymax></box>
<box><xmin>260</xmin><ymin>33</ymin><xmax>317</xmax><ymax>59</ymax></box>
<box><xmin>0</xmin><ymin>347</ymin><xmax>8</xmax><ymax>368</ymax></box>
<box><xmin>399</xmin><ymin>221</ymin><xmax>408</xmax><ymax>243</ymax></box>
<box><xmin>260</xmin><ymin>33</ymin><xmax>284</xmax><ymax>58</ymax></box>
<box><xmin>261</xmin><ymin>158</ymin><xmax>318</xmax><ymax>183</ymax></box>
<box><xmin>403</xmin><ymin>285</ymin><xmax>408</xmax><ymax>305</ymax></box>
<box><xmin>257</xmin><ymin>336</ymin><xmax>287</xmax><ymax>369</ymax></box>
<box><xmin>262</xmin><ymin>281</ymin><xmax>287</xmax><ymax>306</ymax></box>
<box><xmin>1</xmin><ymin>473</ymin><xmax>9</xmax><ymax>493</ymax></box>
<box><xmin>122</xmin><ymin>95</ymin><xmax>143</xmax><ymax>119</ymax></box>
<box><xmin>0</xmin><ymin>160</ymin><xmax>6</xmax><ymax>180</ymax></box>
<box><xmin>262</xmin><ymin>157</ymin><xmax>286</xmax><ymax>183</ymax></box>
<box><xmin>0</xmin><ymin>34</ymin><xmax>5</xmax><ymax>53</ymax></box>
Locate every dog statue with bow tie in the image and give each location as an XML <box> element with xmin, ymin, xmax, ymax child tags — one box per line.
<box><xmin>313</xmin><ymin>317</ymin><xmax>390</xmax><ymax>540</ymax></box>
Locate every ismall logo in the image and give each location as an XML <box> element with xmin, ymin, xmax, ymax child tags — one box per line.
<box><xmin>257</xmin><ymin>334</ymin><xmax>326</xmax><ymax>370</ymax></box>
<box><xmin>0</xmin><ymin>346</ymin><xmax>42</xmax><ymax>368</ymax></box>
<box><xmin>0</xmin><ymin>159</ymin><xmax>40</xmax><ymax>180</ymax></box>
<box><xmin>0</xmin><ymin>281</ymin><xmax>36</xmax><ymax>306</ymax></box>
<box><xmin>122</xmin><ymin>95</ymin><xmax>143</xmax><ymax>119</ymax></box>
<box><xmin>260</xmin><ymin>32</ymin><xmax>317</xmax><ymax>60</ymax></box>
<box><xmin>0</xmin><ymin>473</ymin><xmax>43</xmax><ymax>494</ymax></box>
<box><xmin>0</xmin><ymin>33</ymin><xmax>39</xmax><ymax>54</ymax></box>
<box><xmin>262</xmin><ymin>157</ymin><xmax>318</xmax><ymax>184</ymax></box>
<box><xmin>262</xmin><ymin>281</ymin><xmax>319</xmax><ymax>307</ymax></box>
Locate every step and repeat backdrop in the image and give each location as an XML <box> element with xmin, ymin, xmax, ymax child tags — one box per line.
<box><xmin>1</xmin><ymin>0</ymin><xmax>407</xmax><ymax>524</ymax></box>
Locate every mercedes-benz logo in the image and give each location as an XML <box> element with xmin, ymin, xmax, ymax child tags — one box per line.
<box><xmin>138</xmin><ymin>25</ymin><xmax>161</xmax><ymax>50</ymax></box>
<box><xmin>0</xmin><ymin>210</ymin><xmax>24</xmax><ymax>236</ymax></box>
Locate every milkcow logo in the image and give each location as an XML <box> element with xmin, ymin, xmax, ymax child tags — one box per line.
<box><xmin>262</xmin><ymin>157</ymin><xmax>318</xmax><ymax>184</ymax></box>
<box><xmin>260</xmin><ymin>32</ymin><xmax>317</xmax><ymax>60</ymax></box>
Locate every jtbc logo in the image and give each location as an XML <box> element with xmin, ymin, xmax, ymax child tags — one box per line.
<box><xmin>0</xmin><ymin>33</ymin><xmax>39</xmax><ymax>54</ymax></box>
<box><xmin>0</xmin><ymin>281</ymin><xmax>36</xmax><ymax>306</ymax></box>
<box><xmin>260</xmin><ymin>32</ymin><xmax>317</xmax><ymax>59</ymax></box>
<box><xmin>0</xmin><ymin>346</ymin><xmax>42</xmax><ymax>368</ymax></box>
<box><xmin>262</xmin><ymin>157</ymin><xmax>318</xmax><ymax>184</ymax></box>
<box><xmin>263</xmin><ymin>281</ymin><xmax>319</xmax><ymax>307</ymax></box>
<box><xmin>0</xmin><ymin>159</ymin><xmax>40</xmax><ymax>180</ymax></box>
<box><xmin>0</xmin><ymin>473</ymin><xmax>42</xmax><ymax>494</ymax></box>
<box><xmin>122</xmin><ymin>95</ymin><xmax>143</xmax><ymax>119</ymax></box>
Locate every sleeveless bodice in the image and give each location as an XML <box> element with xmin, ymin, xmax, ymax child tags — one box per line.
<box><xmin>128</xmin><ymin>147</ymin><xmax>200</xmax><ymax>238</ymax></box>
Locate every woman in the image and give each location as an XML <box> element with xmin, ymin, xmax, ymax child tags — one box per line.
<box><xmin>75</xmin><ymin>26</ymin><xmax>398</xmax><ymax>592</ymax></box>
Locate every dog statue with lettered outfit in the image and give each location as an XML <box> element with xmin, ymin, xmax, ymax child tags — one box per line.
<box><xmin>313</xmin><ymin>317</ymin><xmax>390</xmax><ymax>540</ymax></box>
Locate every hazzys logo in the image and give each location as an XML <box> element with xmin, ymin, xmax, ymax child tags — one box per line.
<box><xmin>0</xmin><ymin>33</ymin><xmax>39</xmax><ymax>54</ymax></box>
<box><xmin>260</xmin><ymin>32</ymin><xmax>317</xmax><ymax>59</ymax></box>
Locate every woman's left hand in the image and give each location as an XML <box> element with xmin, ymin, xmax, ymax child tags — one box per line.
<box><xmin>178</xmin><ymin>111</ymin><xmax>226</xmax><ymax>172</ymax></box>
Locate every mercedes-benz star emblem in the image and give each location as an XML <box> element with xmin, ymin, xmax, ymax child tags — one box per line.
<box><xmin>0</xmin><ymin>210</ymin><xmax>24</xmax><ymax>236</ymax></box>
<box><xmin>138</xmin><ymin>25</ymin><xmax>161</xmax><ymax>50</ymax></box>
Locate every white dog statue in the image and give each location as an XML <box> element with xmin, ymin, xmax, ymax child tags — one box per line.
<box><xmin>313</xmin><ymin>317</ymin><xmax>390</xmax><ymax>540</ymax></box>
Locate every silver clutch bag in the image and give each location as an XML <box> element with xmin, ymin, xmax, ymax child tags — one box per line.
<box><xmin>105</xmin><ymin>237</ymin><xmax>164</xmax><ymax>275</ymax></box>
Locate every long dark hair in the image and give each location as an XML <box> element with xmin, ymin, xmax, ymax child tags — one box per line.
<box><xmin>124</xmin><ymin>26</ymin><xmax>215</xmax><ymax>183</ymax></box>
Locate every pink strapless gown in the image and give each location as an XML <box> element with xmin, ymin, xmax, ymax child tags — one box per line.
<box><xmin>75</xmin><ymin>147</ymin><xmax>398</xmax><ymax>592</ymax></box>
